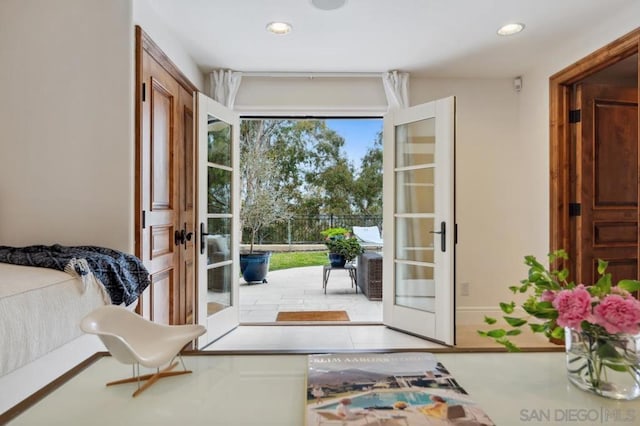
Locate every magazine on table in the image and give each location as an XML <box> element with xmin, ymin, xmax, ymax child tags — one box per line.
<box><xmin>306</xmin><ymin>352</ymin><xmax>494</xmax><ymax>425</ymax></box>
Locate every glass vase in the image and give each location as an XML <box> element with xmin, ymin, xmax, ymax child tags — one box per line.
<box><xmin>565</xmin><ymin>327</ymin><xmax>640</xmax><ymax>400</ymax></box>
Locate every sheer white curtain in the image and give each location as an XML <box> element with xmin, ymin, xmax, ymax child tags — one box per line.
<box><xmin>382</xmin><ymin>70</ymin><xmax>409</xmax><ymax>110</ymax></box>
<box><xmin>383</xmin><ymin>71</ymin><xmax>410</xmax><ymax>270</ymax></box>
<box><xmin>209</xmin><ymin>69</ymin><xmax>243</xmax><ymax>108</ymax></box>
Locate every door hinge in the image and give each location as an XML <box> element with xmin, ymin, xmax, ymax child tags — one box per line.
<box><xmin>569</xmin><ymin>109</ymin><xmax>581</xmax><ymax>124</ymax></box>
<box><xmin>142</xmin><ymin>82</ymin><xmax>146</xmax><ymax>102</ymax></box>
<box><xmin>569</xmin><ymin>203</ymin><xmax>581</xmax><ymax>217</ymax></box>
<box><xmin>142</xmin><ymin>210</ymin><xmax>146</xmax><ymax>229</ymax></box>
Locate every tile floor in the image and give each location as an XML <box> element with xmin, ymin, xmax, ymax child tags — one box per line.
<box><xmin>203</xmin><ymin>325</ymin><xmax>446</xmax><ymax>351</ymax></box>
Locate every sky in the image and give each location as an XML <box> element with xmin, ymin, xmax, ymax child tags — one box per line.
<box><xmin>325</xmin><ymin>118</ymin><xmax>382</xmax><ymax>172</ymax></box>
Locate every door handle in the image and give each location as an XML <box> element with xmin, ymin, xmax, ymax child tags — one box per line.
<box><xmin>429</xmin><ymin>221</ymin><xmax>446</xmax><ymax>252</ymax></box>
<box><xmin>174</xmin><ymin>229</ymin><xmax>185</xmax><ymax>246</ymax></box>
<box><xmin>176</xmin><ymin>228</ymin><xmax>194</xmax><ymax>248</ymax></box>
<box><xmin>200</xmin><ymin>222</ymin><xmax>210</xmax><ymax>255</ymax></box>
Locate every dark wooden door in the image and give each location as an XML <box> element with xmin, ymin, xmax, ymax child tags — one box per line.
<box><xmin>136</xmin><ymin>28</ymin><xmax>196</xmax><ymax>325</ymax></box>
<box><xmin>572</xmin><ymin>83</ymin><xmax>639</xmax><ymax>285</ymax></box>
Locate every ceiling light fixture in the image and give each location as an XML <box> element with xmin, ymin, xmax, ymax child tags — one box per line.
<box><xmin>497</xmin><ymin>23</ymin><xmax>525</xmax><ymax>36</ymax></box>
<box><xmin>266</xmin><ymin>21</ymin><xmax>292</xmax><ymax>35</ymax></box>
<box><xmin>311</xmin><ymin>0</ymin><xmax>347</xmax><ymax>11</ymax></box>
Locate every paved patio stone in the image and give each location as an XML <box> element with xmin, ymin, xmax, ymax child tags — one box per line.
<box><xmin>239</xmin><ymin>265</ymin><xmax>382</xmax><ymax>323</ymax></box>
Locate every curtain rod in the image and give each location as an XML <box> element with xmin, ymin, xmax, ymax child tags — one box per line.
<box><xmin>240</xmin><ymin>72</ymin><xmax>383</xmax><ymax>78</ymax></box>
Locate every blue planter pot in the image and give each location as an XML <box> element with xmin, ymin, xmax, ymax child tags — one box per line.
<box><xmin>240</xmin><ymin>251</ymin><xmax>271</xmax><ymax>284</ymax></box>
<box><xmin>328</xmin><ymin>253</ymin><xmax>346</xmax><ymax>268</ymax></box>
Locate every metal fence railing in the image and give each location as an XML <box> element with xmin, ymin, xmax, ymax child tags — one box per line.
<box><xmin>242</xmin><ymin>214</ymin><xmax>382</xmax><ymax>245</ymax></box>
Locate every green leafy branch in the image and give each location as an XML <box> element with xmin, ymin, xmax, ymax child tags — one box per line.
<box><xmin>478</xmin><ymin>250</ymin><xmax>569</xmax><ymax>351</ymax></box>
<box><xmin>478</xmin><ymin>249</ymin><xmax>640</xmax><ymax>352</ymax></box>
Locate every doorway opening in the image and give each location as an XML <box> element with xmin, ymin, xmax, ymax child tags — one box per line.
<box><xmin>237</xmin><ymin>117</ymin><xmax>384</xmax><ymax>324</ymax></box>
<box><xmin>550</xmin><ymin>29</ymin><xmax>640</xmax><ymax>286</ymax></box>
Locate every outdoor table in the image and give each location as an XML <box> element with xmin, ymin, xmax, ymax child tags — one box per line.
<box><xmin>322</xmin><ymin>263</ymin><xmax>357</xmax><ymax>294</ymax></box>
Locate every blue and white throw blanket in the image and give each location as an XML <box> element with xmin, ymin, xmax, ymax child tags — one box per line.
<box><xmin>0</xmin><ymin>245</ymin><xmax>150</xmax><ymax>306</ymax></box>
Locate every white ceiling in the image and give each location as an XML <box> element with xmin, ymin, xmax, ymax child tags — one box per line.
<box><xmin>146</xmin><ymin>0</ymin><xmax>636</xmax><ymax>78</ymax></box>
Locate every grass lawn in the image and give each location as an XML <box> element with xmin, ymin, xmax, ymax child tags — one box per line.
<box><xmin>269</xmin><ymin>251</ymin><xmax>328</xmax><ymax>271</ymax></box>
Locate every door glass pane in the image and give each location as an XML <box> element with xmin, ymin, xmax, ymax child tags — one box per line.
<box><xmin>208</xmin><ymin>167</ymin><xmax>231</xmax><ymax>214</ymax></box>
<box><xmin>395</xmin><ymin>118</ymin><xmax>435</xmax><ymax>167</ymax></box>
<box><xmin>395</xmin><ymin>217</ymin><xmax>434</xmax><ymax>263</ymax></box>
<box><xmin>206</xmin><ymin>113</ymin><xmax>233</xmax><ymax>318</ymax></box>
<box><xmin>394</xmin><ymin>116</ymin><xmax>438</xmax><ymax>312</ymax></box>
<box><xmin>207</xmin><ymin>263</ymin><xmax>232</xmax><ymax>311</ymax></box>
<box><xmin>206</xmin><ymin>218</ymin><xmax>231</xmax><ymax>264</ymax></box>
<box><xmin>395</xmin><ymin>168</ymin><xmax>434</xmax><ymax>214</ymax></box>
<box><xmin>208</xmin><ymin>116</ymin><xmax>231</xmax><ymax>166</ymax></box>
<box><xmin>395</xmin><ymin>263</ymin><xmax>435</xmax><ymax>312</ymax></box>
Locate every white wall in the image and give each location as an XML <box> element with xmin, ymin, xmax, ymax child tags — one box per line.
<box><xmin>0</xmin><ymin>0</ymin><xmax>135</xmax><ymax>252</ymax></box>
<box><xmin>133</xmin><ymin>0</ymin><xmax>205</xmax><ymax>91</ymax></box>
<box><xmin>235</xmin><ymin>76</ymin><xmax>388</xmax><ymax>115</ymax></box>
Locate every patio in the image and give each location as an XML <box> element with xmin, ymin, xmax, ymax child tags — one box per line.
<box><xmin>239</xmin><ymin>264</ymin><xmax>383</xmax><ymax>323</ymax></box>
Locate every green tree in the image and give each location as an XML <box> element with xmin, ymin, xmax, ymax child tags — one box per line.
<box><xmin>240</xmin><ymin>118</ymin><xmax>382</xmax><ymax>226</ymax></box>
<box><xmin>240</xmin><ymin>120</ymin><xmax>291</xmax><ymax>251</ymax></box>
<box><xmin>352</xmin><ymin>131</ymin><xmax>383</xmax><ymax>215</ymax></box>
<box><xmin>300</xmin><ymin>122</ymin><xmax>355</xmax><ymax>215</ymax></box>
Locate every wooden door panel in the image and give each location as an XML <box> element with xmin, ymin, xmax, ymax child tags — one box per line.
<box><xmin>594</xmin><ymin>101</ymin><xmax>638</xmax><ymax>206</ymax></box>
<box><xmin>150</xmin><ymin>224</ymin><xmax>174</xmax><ymax>258</ymax></box>
<box><xmin>138</xmin><ymin>287</ymin><xmax>151</xmax><ymax>321</ymax></box>
<box><xmin>151</xmin><ymin>270</ymin><xmax>171</xmax><ymax>325</ymax></box>
<box><xmin>574</xmin><ymin>84</ymin><xmax>639</xmax><ymax>285</ymax></box>
<box><xmin>150</xmin><ymin>78</ymin><xmax>174</xmax><ymax>210</ymax></box>
<box><xmin>594</xmin><ymin>222</ymin><xmax>638</xmax><ymax>244</ymax></box>
<box><xmin>184</xmin><ymin>257</ymin><xmax>194</xmax><ymax>324</ymax></box>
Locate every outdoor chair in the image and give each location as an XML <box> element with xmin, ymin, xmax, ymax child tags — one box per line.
<box><xmin>352</xmin><ymin>226</ymin><xmax>383</xmax><ymax>250</ymax></box>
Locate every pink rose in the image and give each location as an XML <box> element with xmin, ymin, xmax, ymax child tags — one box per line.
<box><xmin>540</xmin><ymin>290</ymin><xmax>556</xmax><ymax>302</ymax></box>
<box><xmin>552</xmin><ymin>285</ymin><xmax>593</xmax><ymax>330</ymax></box>
<box><xmin>593</xmin><ymin>295</ymin><xmax>640</xmax><ymax>334</ymax></box>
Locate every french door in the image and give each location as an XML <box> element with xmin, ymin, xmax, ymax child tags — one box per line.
<box><xmin>382</xmin><ymin>97</ymin><xmax>456</xmax><ymax>345</ymax></box>
<box><xmin>196</xmin><ymin>93</ymin><xmax>240</xmax><ymax>348</ymax></box>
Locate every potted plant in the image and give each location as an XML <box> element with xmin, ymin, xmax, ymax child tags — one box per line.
<box><xmin>478</xmin><ymin>249</ymin><xmax>640</xmax><ymax>400</ymax></box>
<box><xmin>240</xmin><ymin>121</ymin><xmax>291</xmax><ymax>283</ymax></box>
<box><xmin>321</xmin><ymin>227</ymin><xmax>364</xmax><ymax>267</ymax></box>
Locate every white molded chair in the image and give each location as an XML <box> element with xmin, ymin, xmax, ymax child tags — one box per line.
<box><xmin>80</xmin><ymin>305</ymin><xmax>206</xmax><ymax>397</ymax></box>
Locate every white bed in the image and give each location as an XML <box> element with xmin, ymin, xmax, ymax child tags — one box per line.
<box><xmin>0</xmin><ymin>263</ymin><xmax>119</xmax><ymax>412</ymax></box>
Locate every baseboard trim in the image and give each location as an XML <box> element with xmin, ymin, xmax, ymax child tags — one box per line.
<box><xmin>456</xmin><ymin>306</ymin><xmax>521</xmax><ymax>325</ymax></box>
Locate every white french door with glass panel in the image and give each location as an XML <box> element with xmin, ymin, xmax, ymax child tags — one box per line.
<box><xmin>196</xmin><ymin>92</ymin><xmax>240</xmax><ymax>348</ymax></box>
<box><xmin>382</xmin><ymin>96</ymin><xmax>455</xmax><ymax>345</ymax></box>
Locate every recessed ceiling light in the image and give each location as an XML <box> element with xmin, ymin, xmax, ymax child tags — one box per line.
<box><xmin>311</xmin><ymin>0</ymin><xmax>347</xmax><ymax>11</ymax></box>
<box><xmin>266</xmin><ymin>22</ymin><xmax>292</xmax><ymax>35</ymax></box>
<box><xmin>497</xmin><ymin>23</ymin><xmax>525</xmax><ymax>36</ymax></box>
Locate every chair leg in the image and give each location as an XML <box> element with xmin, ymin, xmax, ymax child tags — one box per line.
<box><xmin>105</xmin><ymin>360</ymin><xmax>193</xmax><ymax>397</ymax></box>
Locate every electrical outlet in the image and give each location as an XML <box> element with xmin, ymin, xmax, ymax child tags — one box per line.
<box><xmin>460</xmin><ymin>282</ymin><xmax>470</xmax><ymax>297</ymax></box>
